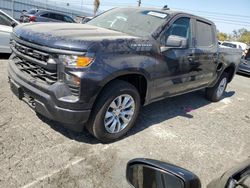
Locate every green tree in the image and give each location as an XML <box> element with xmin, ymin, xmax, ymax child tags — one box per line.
<box><xmin>232</xmin><ymin>28</ymin><xmax>250</xmax><ymax>44</ymax></box>
<box><xmin>217</xmin><ymin>32</ymin><xmax>228</xmax><ymax>41</ymax></box>
<box><xmin>239</xmin><ymin>31</ymin><xmax>250</xmax><ymax>44</ymax></box>
<box><xmin>93</xmin><ymin>0</ymin><xmax>100</xmax><ymax>16</ymax></box>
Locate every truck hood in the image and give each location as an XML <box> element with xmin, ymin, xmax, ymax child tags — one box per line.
<box><xmin>13</xmin><ymin>23</ymin><xmax>152</xmax><ymax>53</ymax></box>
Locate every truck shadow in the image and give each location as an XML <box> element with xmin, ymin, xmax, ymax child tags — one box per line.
<box><xmin>128</xmin><ymin>90</ymin><xmax>235</xmax><ymax>138</ymax></box>
<box><xmin>237</xmin><ymin>72</ymin><xmax>250</xmax><ymax>78</ymax></box>
<box><xmin>37</xmin><ymin>114</ymin><xmax>100</xmax><ymax>144</ymax></box>
<box><xmin>38</xmin><ymin>90</ymin><xmax>235</xmax><ymax>144</ymax></box>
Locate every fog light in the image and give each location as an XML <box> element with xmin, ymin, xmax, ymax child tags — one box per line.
<box><xmin>65</xmin><ymin>73</ymin><xmax>80</xmax><ymax>86</ymax></box>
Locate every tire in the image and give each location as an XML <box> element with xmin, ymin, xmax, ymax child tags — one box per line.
<box><xmin>86</xmin><ymin>80</ymin><xmax>141</xmax><ymax>143</ymax></box>
<box><xmin>205</xmin><ymin>72</ymin><xmax>228</xmax><ymax>102</ymax></box>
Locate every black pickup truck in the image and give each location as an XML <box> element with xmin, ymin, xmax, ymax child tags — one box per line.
<box><xmin>8</xmin><ymin>7</ymin><xmax>242</xmax><ymax>142</ymax></box>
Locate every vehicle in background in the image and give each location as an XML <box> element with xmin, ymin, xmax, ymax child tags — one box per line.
<box><xmin>74</xmin><ymin>15</ymin><xmax>85</xmax><ymax>23</ymax></box>
<box><xmin>20</xmin><ymin>9</ymin><xmax>75</xmax><ymax>23</ymax></box>
<box><xmin>0</xmin><ymin>10</ymin><xmax>18</xmax><ymax>53</ymax></box>
<box><xmin>75</xmin><ymin>16</ymin><xmax>92</xmax><ymax>23</ymax></box>
<box><xmin>19</xmin><ymin>9</ymin><xmax>28</xmax><ymax>23</ymax></box>
<box><xmin>238</xmin><ymin>48</ymin><xmax>250</xmax><ymax>75</ymax></box>
<box><xmin>221</xmin><ymin>41</ymin><xmax>248</xmax><ymax>51</ymax></box>
<box><xmin>8</xmin><ymin>7</ymin><xmax>242</xmax><ymax>142</ymax></box>
<box><xmin>81</xmin><ymin>17</ymin><xmax>93</xmax><ymax>24</ymax></box>
<box><xmin>232</xmin><ymin>41</ymin><xmax>248</xmax><ymax>51</ymax></box>
<box><xmin>19</xmin><ymin>9</ymin><xmax>38</xmax><ymax>23</ymax></box>
<box><xmin>126</xmin><ymin>158</ymin><xmax>250</xmax><ymax>188</ymax></box>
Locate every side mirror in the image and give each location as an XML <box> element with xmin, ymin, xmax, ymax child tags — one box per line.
<box><xmin>161</xmin><ymin>35</ymin><xmax>188</xmax><ymax>52</ymax></box>
<box><xmin>11</xmin><ymin>21</ymin><xmax>18</xmax><ymax>28</ymax></box>
<box><xmin>207</xmin><ymin>159</ymin><xmax>250</xmax><ymax>188</ymax></box>
<box><xmin>126</xmin><ymin>158</ymin><xmax>201</xmax><ymax>188</ymax></box>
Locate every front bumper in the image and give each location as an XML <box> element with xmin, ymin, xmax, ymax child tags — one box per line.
<box><xmin>8</xmin><ymin>58</ymin><xmax>91</xmax><ymax>132</ymax></box>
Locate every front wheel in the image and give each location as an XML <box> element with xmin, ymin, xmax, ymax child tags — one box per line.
<box><xmin>205</xmin><ymin>72</ymin><xmax>228</xmax><ymax>102</ymax></box>
<box><xmin>86</xmin><ymin>80</ymin><xmax>141</xmax><ymax>143</ymax></box>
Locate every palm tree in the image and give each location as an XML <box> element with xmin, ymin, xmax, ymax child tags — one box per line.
<box><xmin>93</xmin><ymin>0</ymin><xmax>100</xmax><ymax>16</ymax></box>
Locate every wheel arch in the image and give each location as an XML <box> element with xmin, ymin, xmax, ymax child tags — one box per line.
<box><xmin>224</xmin><ymin>63</ymin><xmax>236</xmax><ymax>83</ymax></box>
<box><xmin>98</xmin><ymin>71</ymin><xmax>149</xmax><ymax>106</ymax></box>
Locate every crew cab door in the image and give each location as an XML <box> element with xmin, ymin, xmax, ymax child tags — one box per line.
<box><xmin>152</xmin><ymin>16</ymin><xmax>202</xmax><ymax>99</ymax></box>
<box><xmin>193</xmin><ymin>19</ymin><xmax>218</xmax><ymax>85</ymax></box>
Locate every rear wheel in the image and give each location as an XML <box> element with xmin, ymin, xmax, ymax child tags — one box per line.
<box><xmin>86</xmin><ymin>80</ymin><xmax>141</xmax><ymax>143</ymax></box>
<box><xmin>206</xmin><ymin>72</ymin><xmax>228</xmax><ymax>102</ymax></box>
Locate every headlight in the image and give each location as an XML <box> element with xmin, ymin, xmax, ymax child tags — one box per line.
<box><xmin>59</xmin><ymin>55</ymin><xmax>94</xmax><ymax>68</ymax></box>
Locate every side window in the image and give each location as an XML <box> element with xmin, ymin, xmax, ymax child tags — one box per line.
<box><xmin>49</xmin><ymin>13</ymin><xmax>63</xmax><ymax>21</ymax></box>
<box><xmin>54</xmin><ymin>14</ymin><xmax>64</xmax><ymax>21</ymax></box>
<box><xmin>196</xmin><ymin>20</ymin><xmax>215</xmax><ymax>47</ymax></box>
<box><xmin>41</xmin><ymin>13</ymin><xmax>50</xmax><ymax>18</ymax></box>
<box><xmin>63</xmin><ymin>16</ymin><xmax>74</xmax><ymax>23</ymax></box>
<box><xmin>161</xmin><ymin>17</ymin><xmax>190</xmax><ymax>44</ymax></box>
<box><xmin>0</xmin><ymin>12</ymin><xmax>12</xmax><ymax>26</ymax></box>
<box><xmin>222</xmin><ymin>42</ymin><xmax>237</xmax><ymax>48</ymax></box>
<box><xmin>48</xmin><ymin>13</ymin><xmax>55</xmax><ymax>19</ymax></box>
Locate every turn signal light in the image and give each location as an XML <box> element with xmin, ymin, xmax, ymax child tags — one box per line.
<box><xmin>59</xmin><ymin>55</ymin><xmax>94</xmax><ymax>68</ymax></box>
<box><xmin>76</xmin><ymin>57</ymin><xmax>93</xmax><ymax>67</ymax></box>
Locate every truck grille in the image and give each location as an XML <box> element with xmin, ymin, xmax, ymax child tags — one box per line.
<box><xmin>11</xmin><ymin>40</ymin><xmax>50</xmax><ymax>62</ymax></box>
<box><xmin>15</xmin><ymin>60</ymin><xmax>57</xmax><ymax>85</ymax></box>
<box><xmin>11</xmin><ymin>39</ymin><xmax>80</xmax><ymax>96</ymax></box>
<box><xmin>11</xmin><ymin>40</ymin><xmax>58</xmax><ymax>85</ymax></box>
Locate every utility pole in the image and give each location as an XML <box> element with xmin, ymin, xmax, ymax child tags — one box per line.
<box><xmin>11</xmin><ymin>0</ymin><xmax>14</xmax><ymax>17</ymax></box>
<box><xmin>138</xmin><ymin>0</ymin><xmax>141</xmax><ymax>7</ymax></box>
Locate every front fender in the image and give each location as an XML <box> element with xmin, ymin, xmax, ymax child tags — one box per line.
<box><xmin>81</xmin><ymin>53</ymin><xmax>156</xmax><ymax>107</ymax></box>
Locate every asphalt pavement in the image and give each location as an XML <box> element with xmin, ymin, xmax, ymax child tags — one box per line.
<box><xmin>0</xmin><ymin>57</ymin><xmax>249</xmax><ymax>188</ymax></box>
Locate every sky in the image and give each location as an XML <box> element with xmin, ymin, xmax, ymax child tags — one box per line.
<box><xmin>49</xmin><ymin>0</ymin><xmax>250</xmax><ymax>34</ymax></box>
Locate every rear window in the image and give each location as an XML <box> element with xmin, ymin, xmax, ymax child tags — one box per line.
<box><xmin>196</xmin><ymin>20</ymin><xmax>215</xmax><ymax>47</ymax></box>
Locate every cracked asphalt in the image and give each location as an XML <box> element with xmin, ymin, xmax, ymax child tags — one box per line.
<box><xmin>0</xmin><ymin>57</ymin><xmax>250</xmax><ymax>188</ymax></box>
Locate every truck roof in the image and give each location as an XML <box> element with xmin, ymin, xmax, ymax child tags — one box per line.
<box><xmin>116</xmin><ymin>7</ymin><xmax>215</xmax><ymax>26</ymax></box>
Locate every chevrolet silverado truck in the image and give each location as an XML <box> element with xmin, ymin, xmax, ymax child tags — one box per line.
<box><xmin>8</xmin><ymin>7</ymin><xmax>242</xmax><ymax>142</ymax></box>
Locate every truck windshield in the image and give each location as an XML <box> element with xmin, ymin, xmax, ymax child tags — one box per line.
<box><xmin>87</xmin><ymin>8</ymin><xmax>169</xmax><ymax>37</ymax></box>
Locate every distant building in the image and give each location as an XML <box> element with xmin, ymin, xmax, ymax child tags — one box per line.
<box><xmin>0</xmin><ymin>0</ymin><xmax>92</xmax><ymax>20</ymax></box>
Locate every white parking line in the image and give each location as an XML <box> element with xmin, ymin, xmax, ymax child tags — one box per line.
<box><xmin>21</xmin><ymin>157</ymin><xmax>85</xmax><ymax>188</ymax></box>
